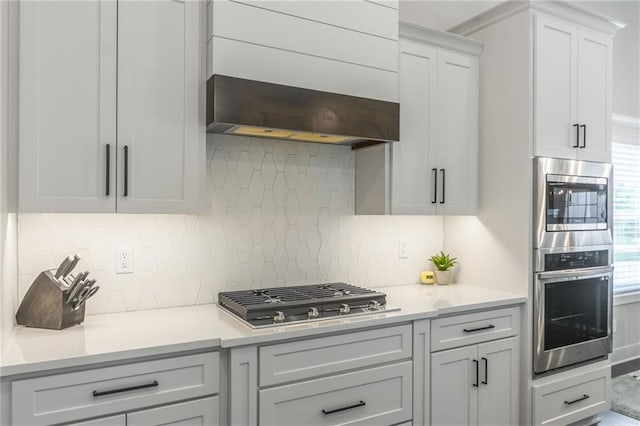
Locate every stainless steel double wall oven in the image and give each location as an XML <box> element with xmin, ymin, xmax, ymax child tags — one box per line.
<box><xmin>533</xmin><ymin>157</ymin><xmax>613</xmax><ymax>375</ymax></box>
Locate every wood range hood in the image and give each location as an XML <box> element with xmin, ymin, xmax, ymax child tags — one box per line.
<box><xmin>206</xmin><ymin>75</ymin><xmax>400</xmax><ymax>149</ymax></box>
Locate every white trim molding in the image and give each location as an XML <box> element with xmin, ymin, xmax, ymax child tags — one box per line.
<box><xmin>399</xmin><ymin>21</ymin><xmax>484</xmax><ymax>56</ymax></box>
<box><xmin>450</xmin><ymin>0</ymin><xmax>626</xmax><ymax>37</ymax></box>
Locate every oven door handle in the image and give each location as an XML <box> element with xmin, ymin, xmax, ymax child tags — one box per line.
<box><xmin>537</xmin><ymin>266</ymin><xmax>614</xmax><ymax>282</ymax></box>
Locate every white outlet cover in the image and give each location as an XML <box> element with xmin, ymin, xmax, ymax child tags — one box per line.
<box><xmin>116</xmin><ymin>248</ymin><xmax>133</xmax><ymax>274</ymax></box>
<box><xmin>398</xmin><ymin>240</ymin><xmax>408</xmax><ymax>259</ymax></box>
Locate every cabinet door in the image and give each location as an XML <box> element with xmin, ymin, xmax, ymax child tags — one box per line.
<box><xmin>435</xmin><ymin>50</ymin><xmax>478</xmax><ymax>215</ymax></box>
<box><xmin>576</xmin><ymin>28</ymin><xmax>611</xmax><ymax>163</ymax></box>
<box><xmin>117</xmin><ymin>1</ymin><xmax>203</xmax><ymax>213</ymax></box>
<box><xmin>391</xmin><ymin>40</ymin><xmax>437</xmax><ymax>214</ymax></box>
<box><xmin>127</xmin><ymin>397</ymin><xmax>218</xmax><ymax>426</ymax></box>
<box><xmin>477</xmin><ymin>337</ymin><xmax>519</xmax><ymax>426</ymax></box>
<box><xmin>534</xmin><ymin>13</ymin><xmax>579</xmax><ymax>160</ymax></box>
<box><xmin>431</xmin><ymin>345</ymin><xmax>478</xmax><ymax>426</ymax></box>
<box><xmin>67</xmin><ymin>415</ymin><xmax>126</xmax><ymax>426</ymax></box>
<box><xmin>19</xmin><ymin>1</ymin><xmax>117</xmax><ymax>212</ymax></box>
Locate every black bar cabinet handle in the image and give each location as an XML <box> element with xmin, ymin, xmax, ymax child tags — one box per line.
<box><xmin>105</xmin><ymin>144</ymin><xmax>111</xmax><ymax>196</ymax></box>
<box><xmin>322</xmin><ymin>400</ymin><xmax>366</xmax><ymax>415</ymax></box>
<box><xmin>573</xmin><ymin>123</ymin><xmax>580</xmax><ymax>148</ymax></box>
<box><xmin>463</xmin><ymin>324</ymin><xmax>495</xmax><ymax>333</ymax></box>
<box><xmin>440</xmin><ymin>168</ymin><xmax>446</xmax><ymax>204</ymax></box>
<box><xmin>482</xmin><ymin>357</ymin><xmax>488</xmax><ymax>385</ymax></box>
<box><xmin>564</xmin><ymin>394</ymin><xmax>589</xmax><ymax>405</ymax></box>
<box><xmin>580</xmin><ymin>124</ymin><xmax>586</xmax><ymax>148</ymax></box>
<box><xmin>472</xmin><ymin>359</ymin><xmax>479</xmax><ymax>387</ymax></box>
<box><xmin>123</xmin><ymin>145</ymin><xmax>129</xmax><ymax>197</ymax></box>
<box><xmin>432</xmin><ymin>168</ymin><xmax>438</xmax><ymax>204</ymax></box>
<box><xmin>93</xmin><ymin>380</ymin><xmax>158</xmax><ymax>397</ymax></box>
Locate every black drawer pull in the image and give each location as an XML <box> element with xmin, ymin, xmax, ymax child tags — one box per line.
<box><xmin>93</xmin><ymin>380</ymin><xmax>158</xmax><ymax>397</ymax></box>
<box><xmin>432</xmin><ymin>168</ymin><xmax>438</xmax><ymax>204</ymax></box>
<box><xmin>482</xmin><ymin>357</ymin><xmax>488</xmax><ymax>385</ymax></box>
<box><xmin>573</xmin><ymin>123</ymin><xmax>580</xmax><ymax>148</ymax></box>
<box><xmin>564</xmin><ymin>394</ymin><xmax>589</xmax><ymax>405</ymax></box>
<box><xmin>472</xmin><ymin>359</ymin><xmax>479</xmax><ymax>387</ymax></box>
<box><xmin>105</xmin><ymin>144</ymin><xmax>111</xmax><ymax>196</ymax></box>
<box><xmin>322</xmin><ymin>400</ymin><xmax>366</xmax><ymax>415</ymax></box>
<box><xmin>463</xmin><ymin>324</ymin><xmax>495</xmax><ymax>333</ymax></box>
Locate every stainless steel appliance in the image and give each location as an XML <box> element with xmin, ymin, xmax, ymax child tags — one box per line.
<box><xmin>218</xmin><ymin>282</ymin><xmax>398</xmax><ymax>328</ymax></box>
<box><xmin>534</xmin><ymin>157</ymin><xmax>612</xmax><ymax>250</ymax></box>
<box><xmin>533</xmin><ymin>249</ymin><xmax>613</xmax><ymax>374</ymax></box>
<box><xmin>533</xmin><ymin>157</ymin><xmax>614</xmax><ymax>375</ymax></box>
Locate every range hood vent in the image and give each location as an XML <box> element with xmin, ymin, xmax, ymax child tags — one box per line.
<box><xmin>206</xmin><ymin>75</ymin><xmax>399</xmax><ymax>149</ymax></box>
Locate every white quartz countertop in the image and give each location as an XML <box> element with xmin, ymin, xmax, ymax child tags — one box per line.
<box><xmin>0</xmin><ymin>284</ymin><xmax>526</xmax><ymax>377</ymax></box>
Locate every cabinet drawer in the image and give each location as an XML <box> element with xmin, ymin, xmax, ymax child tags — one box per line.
<box><xmin>533</xmin><ymin>364</ymin><xmax>610</xmax><ymax>426</ymax></box>
<box><xmin>127</xmin><ymin>396</ymin><xmax>219</xmax><ymax>426</ymax></box>
<box><xmin>260</xmin><ymin>361</ymin><xmax>412</xmax><ymax>426</ymax></box>
<box><xmin>430</xmin><ymin>307</ymin><xmax>520</xmax><ymax>351</ymax></box>
<box><xmin>12</xmin><ymin>352</ymin><xmax>219</xmax><ymax>426</ymax></box>
<box><xmin>259</xmin><ymin>324</ymin><xmax>412</xmax><ymax>386</ymax></box>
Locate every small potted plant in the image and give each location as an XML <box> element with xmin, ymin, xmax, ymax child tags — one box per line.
<box><xmin>428</xmin><ymin>250</ymin><xmax>458</xmax><ymax>285</ymax></box>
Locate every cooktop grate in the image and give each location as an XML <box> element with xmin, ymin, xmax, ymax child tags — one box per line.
<box><xmin>218</xmin><ymin>282</ymin><xmax>390</xmax><ymax>326</ymax></box>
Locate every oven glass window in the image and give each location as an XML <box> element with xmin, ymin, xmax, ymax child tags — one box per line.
<box><xmin>546</xmin><ymin>178</ymin><xmax>607</xmax><ymax>228</ymax></box>
<box><xmin>544</xmin><ymin>276</ymin><xmax>609</xmax><ymax>351</ymax></box>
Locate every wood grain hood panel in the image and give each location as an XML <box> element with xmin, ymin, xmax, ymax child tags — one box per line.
<box><xmin>206</xmin><ymin>75</ymin><xmax>400</xmax><ymax>149</ymax></box>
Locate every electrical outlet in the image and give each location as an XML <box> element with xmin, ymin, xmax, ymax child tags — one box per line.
<box><xmin>398</xmin><ymin>239</ymin><xmax>408</xmax><ymax>259</ymax></box>
<box><xmin>116</xmin><ymin>248</ymin><xmax>133</xmax><ymax>274</ymax></box>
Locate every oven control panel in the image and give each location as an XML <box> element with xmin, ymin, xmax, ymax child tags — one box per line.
<box><xmin>544</xmin><ymin>250</ymin><xmax>609</xmax><ymax>271</ymax></box>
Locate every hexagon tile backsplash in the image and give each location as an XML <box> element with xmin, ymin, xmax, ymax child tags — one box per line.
<box><xmin>17</xmin><ymin>134</ymin><xmax>445</xmax><ymax>315</ymax></box>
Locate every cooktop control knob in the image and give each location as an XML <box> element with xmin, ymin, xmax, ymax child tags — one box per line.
<box><xmin>308</xmin><ymin>307</ymin><xmax>319</xmax><ymax>319</ymax></box>
<box><xmin>339</xmin><ymin>303</ymin><xmax>350</xmax><ymax>314</ymax></box>
<box><xmin>368</xmin><ymin>300</ymin><xmax>381</xmax><ymax>311</ymax></box>
<box><xmin>273</xmin><ymin>311</ymin><xmax>285</xmax><ymax>323</ymax></box>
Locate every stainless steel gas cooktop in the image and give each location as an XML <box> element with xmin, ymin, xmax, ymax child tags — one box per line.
<box><xmin>218</xmin><ymin>283</ymin><xmax>399</xmax><ymax>328</ymax></box>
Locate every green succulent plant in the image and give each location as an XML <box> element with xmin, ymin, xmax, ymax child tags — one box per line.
<box><xmin>429</xmin><ymin>250</ymin><xmax>458</xmax><ymax>271</ymax></box>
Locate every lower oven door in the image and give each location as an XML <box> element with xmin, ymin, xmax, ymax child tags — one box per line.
<box><xmin>534</xmin><ymin>266</ymin><xmax>613</xmax><ymax>374</ymax></box>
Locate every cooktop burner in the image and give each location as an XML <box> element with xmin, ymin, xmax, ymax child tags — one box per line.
<box><xmin>218</xmin><ymin>283</ymin><xmax>399</xmax><ymax>328</ymax></box>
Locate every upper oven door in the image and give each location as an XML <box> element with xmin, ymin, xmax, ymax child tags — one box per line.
<box><xmin>534</xmin><ymin>157</ymin><xmax>613</xmax><ymax>249</ymax></box>
<box><xmin>546</xmin><ymin>174</ymin><xmax>608</xmax><ymax>231</ymax></box>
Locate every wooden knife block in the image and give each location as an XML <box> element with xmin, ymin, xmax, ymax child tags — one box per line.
<box><xmin>16</xmin><ymin>270</ymin><xmax>85</xmax><ymax>330</ymax></box>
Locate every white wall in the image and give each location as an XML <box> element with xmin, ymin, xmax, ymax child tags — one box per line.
<box><xmin>0</xmin><ymin>0</ymin><xmax>18</xmax><ymax>352</ymax></box>
<box><xmin>17</xmin><ymin>135</ymin><xmax>445</xmax><ymax>315</ymax></box>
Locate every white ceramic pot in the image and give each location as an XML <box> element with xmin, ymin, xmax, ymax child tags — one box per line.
<box><xmin>434</xmin><ymin>270</ymin><xmax>451</xmax><ymax>285</ymax></box>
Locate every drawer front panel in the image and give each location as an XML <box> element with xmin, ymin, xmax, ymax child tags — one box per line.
<box><xmin>260</xmin><ymin>361</ymin><xmax>412</xmax><ymax>426</ymax></box>
<box><xmin>260</xmin><ymin>325</ymin><xmax>412</xmax><ymax>386</ymax></box>
<box><xmin>533</xmin><ymin>364</ymin><xmax>610</xmax><ymax>426</ymax></box>
<box><xmin>12</xmin><ymin>352</ymin><xmax>219</xmax><ymax>426</ymax></box>
<box><xmin>431</xmin><ymin>307</ymin><xmax>520</xmax><ymax>351</ymax></box>
<box><xmin>127</xmin><ymin>396</ymin><xmax>219</xmax><ymax>426</ymax></box>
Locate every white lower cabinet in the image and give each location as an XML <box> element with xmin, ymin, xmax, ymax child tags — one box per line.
<box><xmin>68</xmin><ymin>415</ymin><xmax>126</xmax><ymax>426</ymax></box>
<box><xmin>11</xmin><ymin>352</ymin><xmax>220</xmax><ymax>426</ymax></box>
<box><xmin>260</xmin><ymin>362</ymin><xmax>413</xmax><ymax>426</ymax></box>
<box><xmin>430</xmin><ymin>308</ymin><xmax>520</xmax><ymax>426</ymax></box>
<box><xmin>532</xmin><ymin>362</ymin><xmax>610</xmax><ymax>426</ymax></box>
<box><xmin>127</xmin><ymin>396</ymin><xmax>219</xmax><ymax>426</ymax></box>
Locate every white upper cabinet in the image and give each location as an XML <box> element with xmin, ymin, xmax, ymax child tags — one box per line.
<box><xmin>391</xmin><ymin>40</ymin><xmax>437</xmax><ymax>214</ymax></box>
<box><xmin>116</xmin><ymin>0</ymin><xmax>202</xmax><ymax>213</ymax></box>
<box><xmin>358</xmin><ymin>24</ymin><xmax>481</xmax><ymax>215</ymax></box>
<box><xmin>19</xmin><ymin>0</ymin><xmax>204</xmax><ymax>213</ymax></box>
<box><xmin>19</xmin><ymin>1</ymin><xmax>117</xmax><ymax>213</ymax></box>
<box><xmin>534</xmin><ymin>12</ymin><xmax>612</xmax><ymax>163</ymax></box>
